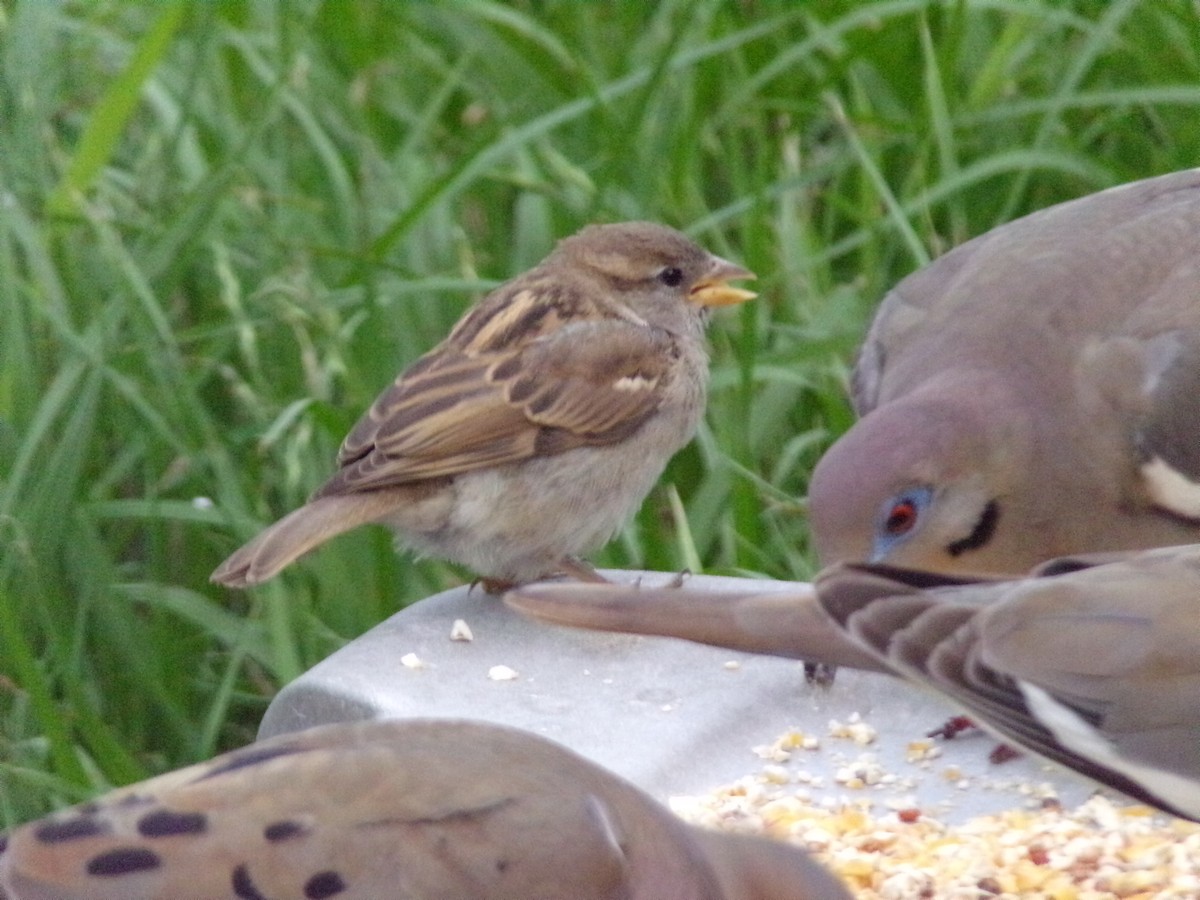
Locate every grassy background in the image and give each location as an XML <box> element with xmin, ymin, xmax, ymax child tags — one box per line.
<box><xmin>2</xmin><ymin>0</ymin><xmax>1199</xmax><ymax>824</ymax></box>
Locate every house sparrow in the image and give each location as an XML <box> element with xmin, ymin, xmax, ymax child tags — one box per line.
<box><xmin>211</xmin><ymin>222</ymin><xmax>755</xmax><ymax>591</ymax></box>
<box><xmin>0</xmin><ymin>719</ymin><xmax>851</xmax><ymax>899</ymax></box>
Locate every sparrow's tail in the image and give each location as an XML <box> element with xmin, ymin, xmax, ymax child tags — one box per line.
<box><xmin>210</xmin><ymin>493</ymin><xmax>399</xmax><ymax>587</ymax></box>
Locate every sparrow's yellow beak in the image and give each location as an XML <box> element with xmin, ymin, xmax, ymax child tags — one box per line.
<box><xmin>690</xmin><ymin>257</ymin><xmax>757</xmax><ymax>307</ymax></box>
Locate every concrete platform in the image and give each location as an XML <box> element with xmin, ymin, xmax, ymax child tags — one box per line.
<box><xmin>260</xmin><ymin>571</ymin><xmax>1113</xmax><ymax>821</ymax></box>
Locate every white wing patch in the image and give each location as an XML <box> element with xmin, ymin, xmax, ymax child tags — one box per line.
<box><xmin>612</xmin><ymin>374</ymin><xmax>658</xmax><ymax>393</ymax></box>
<box><xmin>1021</xmin><ymin>682</ymin><xmax>1200</xmax><ymax>818</ymax></box>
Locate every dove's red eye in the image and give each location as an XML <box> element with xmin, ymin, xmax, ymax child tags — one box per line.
<box><xmin>872</xmin><ymin>486</ymin><xmax>934</xmax><ymax>559</ymax></box>
<box><xmin>884</xmin><ymin>499</ymin><xmax>918</xmax><ymax>535</ymax></box>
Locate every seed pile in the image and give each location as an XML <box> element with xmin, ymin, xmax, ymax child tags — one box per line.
<box><xmin>671</xmin><ymin>721</ymin><xmax>1200</xmax><ymax>899</ymax></box>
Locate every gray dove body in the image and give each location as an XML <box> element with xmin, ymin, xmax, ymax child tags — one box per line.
<box><xmin>815</xmin><ymin>546</ymin><xmax>1200</xmax><ymax>821</ymax></box>
<box><xmin>508</xmin><ymin>550</ymin><xmax>1200</xmax><ymax>822</ymax></box>
<box><xmin>810</xmin><ymin>169</ymin><xmax>1200</xmax><ymax>574</ymax></box>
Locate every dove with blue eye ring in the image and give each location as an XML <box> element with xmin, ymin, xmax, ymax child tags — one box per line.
<box><xmin>810</xmin><ymin>168</ymin><xmax>1200</xmax><ymax>575</ymax></box>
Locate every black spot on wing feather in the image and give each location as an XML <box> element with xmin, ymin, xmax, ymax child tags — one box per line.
<box><xmin>264</xmin><ymin>819</ymin><xmax>309</xmax><ymax>842</ymax></box>
<box><xmin>196</xmin><ymin>742</ymin><xmax>309</xmax><ymax>782</ymax></box>
<box><xmin>306</xmin><ymin>870</ymin><xmax>348</xmax><ymax>897</ymax></box>
<box><xmin>35</xmin><ymin>816</ymin><xmax>110</xmax><ymax>843</ymax></box>
<box><xmin>137</xmin><ymin>808</ymin><xmax>208</xmax><ymax>837</ymax></box>
<box><xmin>233</xmin><ymin>863</ymin><xmax>270</xmax><ymax>900</ymax></box>
<box><xmin>87</xmin><ymin>846</ymin><xmax>162</xmax><ymax>876</ymax></box>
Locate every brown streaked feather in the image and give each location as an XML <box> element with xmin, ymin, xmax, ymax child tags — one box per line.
<box><xmin>447</xmin><ymin>283</ymin><xmax>587</xmax><ymax>352</ymax></box>
<box><xmin>513</xmin><ymin>322</ymin><xmax>675</xmax><ymax>435</ymax></box>
<box><xmin>316</xmin><ymin>319</ymin><xmax>675</xmax><ymax>497</ymax></box>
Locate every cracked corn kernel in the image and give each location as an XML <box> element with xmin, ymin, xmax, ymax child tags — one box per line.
<box><xmin>828</xmin><ymin>715</ymin><xmax>878</xmax><ymax>745</ymax></box>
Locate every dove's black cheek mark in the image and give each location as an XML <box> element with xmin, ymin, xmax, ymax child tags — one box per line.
<box><xmin>946</xmin><ymin>500</ymin><xmax>1001</xmax><ymax>557</ymax></box>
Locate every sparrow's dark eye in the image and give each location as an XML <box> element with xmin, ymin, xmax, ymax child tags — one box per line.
<box><xmin>658</xmin><ymin>266</ymin><xmax>684</xmax><ymax>287</ymax></box>
<box><xmin>883</xmin><ymin>498</ymin><xmax>918</xmax><ymax>536</ymax></box>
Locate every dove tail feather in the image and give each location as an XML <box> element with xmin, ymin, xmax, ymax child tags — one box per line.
<box><xmin>505</xmin><ymin>583</ymin><xmax>888</xmax><ymax>671</ymax></box>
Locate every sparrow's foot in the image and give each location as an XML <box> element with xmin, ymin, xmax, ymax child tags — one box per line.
<box><xmin>475</xmin><ymin>558</ymin><xmax>609</xmax><ymax>594</ymax></box>
<box><xmin>666</xmin><ymin>568</ymin><xmax>692</xmax><ymax>588</ymax></box>
<box><xmin>475</xmin><ymin>577</ymin><xmax>517</xmax><ymax>595</ymax></box>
